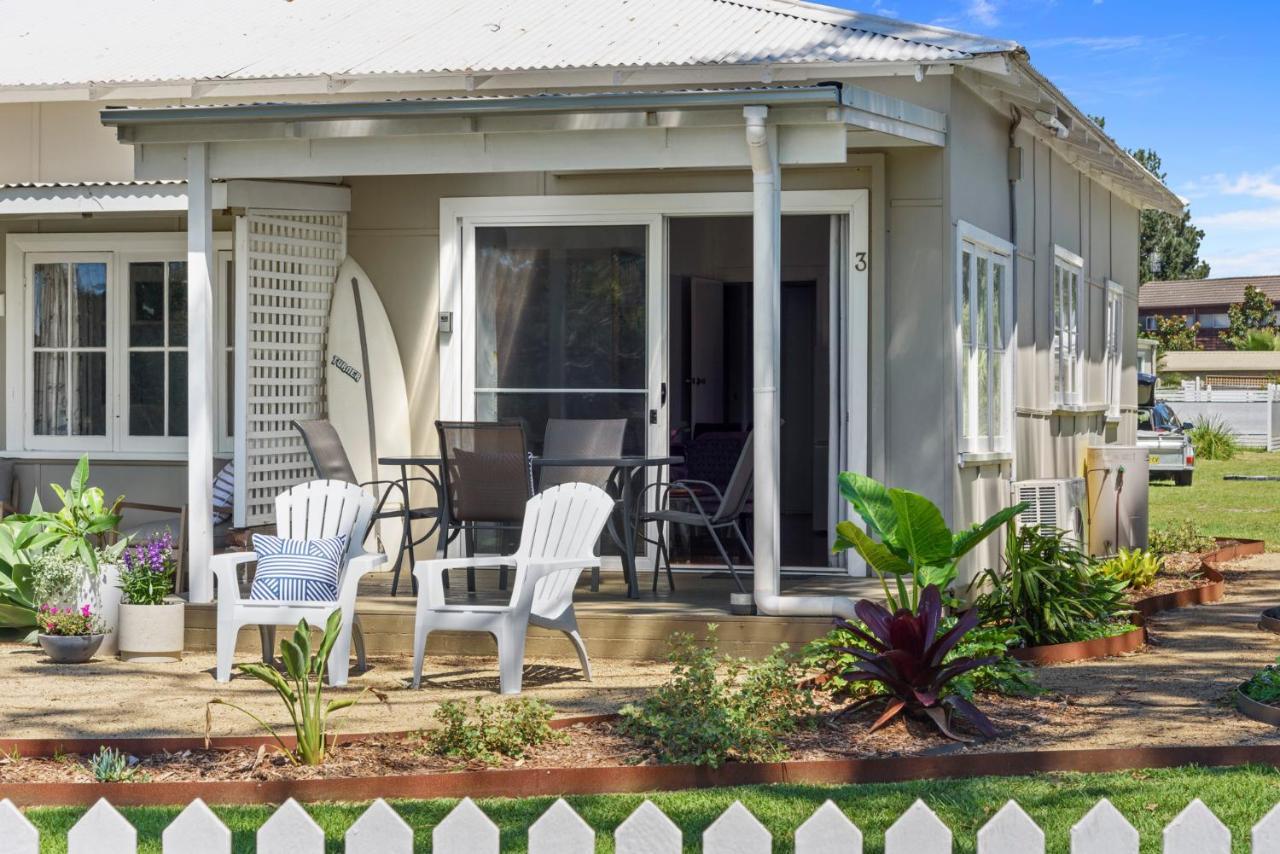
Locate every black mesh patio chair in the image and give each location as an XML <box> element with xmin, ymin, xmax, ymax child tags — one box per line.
<box><xmin>636</xmin><ymin>432</ymin><xmax>753</xmax><ymax>594</ymax></box>
<box><xmin>436</xmin><ymin>420</ymin><xmax>535</xmax><ymax>592</ymax></box>
<box><xmin>294</xmin><ymin>419</ymin><xmax>441</xmax><ymax>595</ymax></box>
<box><xmin>538</xmin><ymin>418</ymin><xmax>627</xmax><ymax>591</ymax></box>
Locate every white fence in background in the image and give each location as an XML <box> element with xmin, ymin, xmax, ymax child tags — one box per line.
<box><xmin>1161</xmin><ymin>380</ymin><xmax>1280</xmax><ymax>450</ymax></box>
<box><xmin>0</xmin><ymin>793</ymin><xmax>1274</xmax><ymax>852</ymax></box>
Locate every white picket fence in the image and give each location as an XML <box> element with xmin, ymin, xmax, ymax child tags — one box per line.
<box><xmin>1161</xmin><ymin>380</ymin><xmax>1280</xmax><ymax>450</ymax></box>
<box><xmin>0</xmin><ymin>793</ymin><xmax>1277</xmax><ymax>852</ymax></box>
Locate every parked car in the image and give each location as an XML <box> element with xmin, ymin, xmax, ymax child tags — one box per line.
<box><xmin>1137</xmin><ymin>372</ymin><xmax>1195</xmax><ymax>486</ymax></box>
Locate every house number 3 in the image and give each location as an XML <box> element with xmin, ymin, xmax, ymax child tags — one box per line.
<box><xmin>854</xmin><ymin>252</ymin><xmax>868</xmax><ymax>272</ymax></box>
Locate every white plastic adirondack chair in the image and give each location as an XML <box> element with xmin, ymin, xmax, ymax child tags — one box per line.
<box><xmin>211</xmin><ymin>480</ymin><xmax>386</xmax><ymax>686</ymax></box>
<box><xmin>411</xmin><ymin>482</ymin><xmax>614</xmax><ymax>694</ymax></box>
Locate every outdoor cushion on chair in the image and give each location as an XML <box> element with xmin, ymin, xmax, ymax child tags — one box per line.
<box><xmin>249</xmin><ymin>533</ymin><xmax>349</xmax><ymax>602</ymax></box>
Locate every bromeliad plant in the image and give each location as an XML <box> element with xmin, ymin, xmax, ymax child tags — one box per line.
<box><xmin>1097</xmin><ymin>547</ymin><xmax>1163</xmax><ymax>590</ymax></box>
<box><xmin>834</xmin><ymin>585</ymin><xmax>996</xmax><ymax>741</ymax></box>
<box><xmin>833</xmin><ymin>472</ymin><xmax>1026</xmax><ymax>610</ymax></box>
<box><xmin>206</xmin><ymin>612</ymin><xmax>380</xmax><ymax>766</ymax></box>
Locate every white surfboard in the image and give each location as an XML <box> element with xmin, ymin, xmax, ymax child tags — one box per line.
<box><xmin>326</xmin><ymin>256</ymin><xmax>411</xmax><ymax>553</ymax></box>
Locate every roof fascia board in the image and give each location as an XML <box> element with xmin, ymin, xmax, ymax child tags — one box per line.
<box><xmin>102</xmin><ymin>87</ymin><xmax>842</xmax><ymax>129</ymax></box>
<box><xmin>2</xmin><ymin>58</ymin><xmax>983</xmax><ymax>105</ymax></box>
<box><xmin>130</xmin><ymin>121</ymin><xmax>850</xmax><ymax>181</ymax></box>
<box><xmin>957</xmin><ymin>66</ymin><xmax>1180</xmax><ymax>214</ymax></box>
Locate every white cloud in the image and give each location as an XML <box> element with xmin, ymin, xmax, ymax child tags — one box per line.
<box><xmin>967</xmin><ymin>0</ymin><xmax>1000</xmax><ymax>26</ymax></box>
<box><xmin>1185</xmin><ymin>169</ymin><xmax>1280</xmax><ymax>202</ymax></box>
<box><xmin>1028</xmin><ymin>35</ymin><xmax>1146</xmax><ymax>51</ymax></box>
<box><xmin>1198</xmin><ymin>207</ymin><xmax>1280</xmax><ymax>231</ymax></box>
<box><xmin>869</xmin><ymin>0</ymin><xmax>898</xmax><ymax>17</ymax></box>
<box><xmin>1204</xmin><ymin>246</ymin><xmax>1280</xmax><ymax>278</ymax></box>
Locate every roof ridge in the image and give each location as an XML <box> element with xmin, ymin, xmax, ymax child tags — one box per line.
<box><xmin>711</xmin><ymin>0</ymin><xmax>1020</xmax><ymax>54</ymax></box>
<box><xmin>1147</xmin><ymin>275</ymin><xmax>1280</xmax><ymax>286</ymax></box>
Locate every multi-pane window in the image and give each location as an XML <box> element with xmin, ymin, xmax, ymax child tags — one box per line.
<box><xmin>1052</xmin><ymin>247</ymin><xmax>1085</xmax><ymax>407</ymax></box>
<box><xmin>29</xmin><ymin>257</ymin><xmax>109</xmax><ymax>442</ymax></box>
<box><xmin>126</xmin><ymin>260</ymin><xmax>189</xmax><ymax>439</ymax></box>
<box><xmin>9</xmin><ymin>234</ymin><xmax>233</xmax><ymax>455</ymax></box>
<box><xmin>956</xmin><ymin>223</ymin><xmax>1014</xmax><ymax>455</ymax></box>
<box><xmin>1104</xmin><ymin>282</ymin><xmax>1124</xmax><ymax>419</ymax></box>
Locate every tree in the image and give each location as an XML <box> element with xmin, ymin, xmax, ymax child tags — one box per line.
<box><xmin>1221</xmin><ymin>284</ymin><xmax>1279</xmax><ymax>348</ymax></box>
<box><xmin>1146</xmin><ymin>314</ymin><xmax>1202</xmax><ymax>351</ymax></box>
<box><xmin>1131</xmin><ymin>148</ymin><xmax>1210</xmax><ymax>284</ymax></box>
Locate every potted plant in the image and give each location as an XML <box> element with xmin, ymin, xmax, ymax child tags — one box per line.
<box><xmin>15</xmin><ymin>456</ymin><xmax>127</xmax><ymax>653</ymax></box>
<box><xmin>36</xmin><ymin>603</ymin><xmax>109</xmax><ymax>663</ymax></box>
<box><xmin>117</xmin><ymin>532</ymin><xmax>184</xmax><ymax>661</ymax></box>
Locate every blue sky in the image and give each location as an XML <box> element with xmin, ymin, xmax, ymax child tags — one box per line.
<box><xmin>835</xmin><ymin>0</ymin><xmax>1279</xmax><ymax>278</ymax></box>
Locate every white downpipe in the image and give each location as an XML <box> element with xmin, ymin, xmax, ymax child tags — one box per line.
<box><xmin>743</xmin><ymin>106</ymin><xmax>857</xmax><ymax>620</ymax></box>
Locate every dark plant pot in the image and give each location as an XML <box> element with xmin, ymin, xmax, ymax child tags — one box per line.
<box><xmin>38</xmin><ymin>634</ymin><xmax>105</xmax><ymax>664</ymax></box>
<box><xmin>729</xmin><ymin>592</ymin><xmax>756</xmax><ymax>616</ymax></box>
<box><xmin>1236</xmin><ymin>687</ymin><xmax>1280</xmax><ymax>726</ymax></box>
<box><xmin>1259</xmin><ymin>607</ymin><xmax>1280</xmax><ymax>635</ymax></box>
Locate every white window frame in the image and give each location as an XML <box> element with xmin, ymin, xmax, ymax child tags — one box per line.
<box><xmin>954</xmin><ymin>221</ymin><xmax>1014</xmax><ymax>459</ymax></box>
<box><xmin>1052</xmin><ymin>246</ymin><xmax>1085</xmax><ymax>409</ymax></box>
<box><xmin>5</xmin><ymin>233</ymin><xmax>232</xmax><ymax>458</ymax></box>
<box><xmin>1104</xmin><ymin>281</ymin><xmax>1124</xmax><ymax>421</ymax></box>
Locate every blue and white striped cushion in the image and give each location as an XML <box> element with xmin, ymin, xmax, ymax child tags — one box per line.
<box><xmin>249</xmin><ymin>534</ymin><xmax>348</xmax><ymax>602</ymax></box>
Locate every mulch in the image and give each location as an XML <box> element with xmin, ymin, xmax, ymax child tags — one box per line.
<box><xmin>0</xmin><ymin>693</ymin><xmax>1080</xmax><ymax>784</ymax></box>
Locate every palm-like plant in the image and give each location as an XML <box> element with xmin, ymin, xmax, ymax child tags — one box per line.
<box><xmin>18</xmin><ymin>456</ymin><xmax>126</xmax><ymax>576</ymax></box>
<box><xmin>835</xmin><ymin>585</ymin><xmax>997</xmax><ymax>741</ymax></box>
<box><xmin>207</xmin><ymin>612</ymin><xmax>376</xmax><ymax>765</ymax></box>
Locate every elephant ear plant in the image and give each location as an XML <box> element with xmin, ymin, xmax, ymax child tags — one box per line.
<box><xmin>0</xmin><ymin>516</ymin><xmax>45</xmax><ymax>638</ymax></box>
<box><xmin>207</xmin><ymin>612</ymin><xmax>383</xmax><ymax>766</ymax></box>
<box><xmin>835</xmin><ymin>585</ymin><xmax>997</xmax><ymax>741</ymax></box>
<box><xmin>833</xmin><ymin>472</ymin><xmax>1026</xmax><ymax>610</ymax></box>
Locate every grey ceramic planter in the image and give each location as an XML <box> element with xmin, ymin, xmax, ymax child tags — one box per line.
<box><xmin>38</xmin><ymin>634</ymin><xmax>105</xmax><ymax>664</ymax></box>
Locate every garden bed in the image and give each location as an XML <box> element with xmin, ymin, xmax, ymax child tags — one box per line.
<box><xmin>0</xmin><ymin>694</ymin><xmax>1078</xmax><ymax>804</ymax></box>
<box><xmin>1010</xmin><ymin>538</ymin><xmax>1262</xmax><ymax>665</ymax></box>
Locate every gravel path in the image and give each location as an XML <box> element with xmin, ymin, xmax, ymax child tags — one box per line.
<box><xmin>5</xmin><ymin>555</ymin><xmax>1280</xmax><ymax>746</ymax></box>
<box><xmin>1033</xmin><ymin>552</ymin><xmax>1280</xmax><ymax>749</ymax></box>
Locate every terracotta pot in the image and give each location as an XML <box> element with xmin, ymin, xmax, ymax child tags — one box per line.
<box><xmin>38</xmin><ymin>633</ymin><xmax>104</xmax><ymax>664</ymax></box>
<box><xmin>117</xmin><ymin>599</ymin><xmax>184</xmax><ymax>662</ymax></box>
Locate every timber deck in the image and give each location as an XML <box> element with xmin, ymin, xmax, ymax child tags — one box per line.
<box><xmin>183</xmin><ymin>568</ymin><xmax>879</xmax><ymax>661</ymax></box>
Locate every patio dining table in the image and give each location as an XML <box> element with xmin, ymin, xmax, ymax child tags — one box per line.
<box><xmin>379</xmin><ymin>453</ymin><xmax>681</xmax><ymax>600</ymax></box>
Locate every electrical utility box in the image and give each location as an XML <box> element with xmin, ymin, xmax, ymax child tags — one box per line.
<box><xmin>1085</xmin><ymin>445</ymin><xmax>1150</xmax><ymax>556</ymax></box>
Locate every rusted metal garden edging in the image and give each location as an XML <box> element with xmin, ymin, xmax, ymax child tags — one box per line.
<box><xmin>1235</xmin><ymin>688</ymin><xmax>1280</xmax><ymax>727</ymax></box>
<box><xmin>11</xmin><ymin>742</ymin><xmax>1280</xmax><ymax>807</ymax></box>
<box><xmin>0</xmin><ymin>713</ymin><xmax>615</xmax><ymax>760</ymax></box>
<box><xmin>1013</xmin><ymin>538</ymin><xmax>1263</xmax><ymax>666</ymax></box>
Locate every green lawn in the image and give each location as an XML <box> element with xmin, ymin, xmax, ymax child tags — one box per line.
<box><xmin>1149</xmin><ymin>450</ymin><xmax>1280</xmax><ymax>548</ymax></box>
<box><xmin>22</xmin><ymin>765</ymin><xmax>1280</xmax><ymax>852</ymax></box>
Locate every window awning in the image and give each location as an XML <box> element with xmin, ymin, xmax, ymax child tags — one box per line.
<box><xmin>0</xmin><ymin>180</ymin><xmax>350</xmax><ymax>216</ymax></box>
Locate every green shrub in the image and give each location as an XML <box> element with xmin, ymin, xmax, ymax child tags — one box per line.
<box><xmin>1150</xmin><ymin>520</ymin><xmax>1216</xmax><ymax>556</ymax></box>
<box><xmin>1097</xmin><ymin>548</ymin><xmax>1162</xmax><ymax>589</ymax></box>
<box><xmin>1188</xmin><ymin>415</ymin><xmax>1241</xmax><ymax>461</ymax></box>
<box><xmin>802</xmin><ymin>617</ymin><xmax>1039</xmax><ymax>699</ymax></box>
<box><xmin>973</xmin><ymin>526</ymin><xmax>1131</xmax><ymax>646</ymax></box>
<box><xmin>1242</xmin><ymin>658</ymin><xmax>1280</xmax><ymax>705</ymax></box>
<box><xmin>426</xmin><ymin>697</ymin><xmax>565</xmax><ymax>765</ymax></box>
<box><xmin>618</xmin><ymin>626</ymin><xmax>812</xmax><ymax>767</ymax></box>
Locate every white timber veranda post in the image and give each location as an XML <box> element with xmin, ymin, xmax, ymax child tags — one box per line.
<box><xmin>744</xmin><ymin>104</ymin><xmax>782</xmax><ymax>614</ymax></box>
<box><xmin>186</xmin><ymin>143</ymin><xmax>215</xmax><ymax>603</ymax></box>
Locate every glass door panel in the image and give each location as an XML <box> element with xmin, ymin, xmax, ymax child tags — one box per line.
<box><xmin>473</xmin><ymin>224</ymin><xmax>648</xmax><ymax>453</ymax></box>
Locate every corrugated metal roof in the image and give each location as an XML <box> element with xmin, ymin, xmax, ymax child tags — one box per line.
<box><xmin>0</xmin><ymin>0</ymin><xmax>1016</xmax><ymax>88</ymax></box>
<box><xmin>1139</xmin><ymin>277</ymin><xmax>1280</xmax><ymax>310</ymax></box>
<box><xmin>0</xmin><ymin>180</ymin><xmax>182</xmax><ymax>189</ymax></box>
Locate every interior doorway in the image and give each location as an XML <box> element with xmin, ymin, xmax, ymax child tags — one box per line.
<box><xmin>667</xmin><ymin>215</ymin><xmax>833</xmax><ymax>569</ymax></box>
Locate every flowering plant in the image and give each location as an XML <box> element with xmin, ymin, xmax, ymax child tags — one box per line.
<box><xmin>119</xmin><ymin>531</ymin><xmax>177</xmax><ymax>606</ymax></box>
<box><xmin>38</xmin><ymin>604</ymin><xmax>107</xmax><ymax>637</ymax></box>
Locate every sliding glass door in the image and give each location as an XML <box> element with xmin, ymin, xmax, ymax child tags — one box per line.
<box><xmin>468</xmin><ymin>223</ymin><xmax>656</xmax><ymax>455</ymax></box>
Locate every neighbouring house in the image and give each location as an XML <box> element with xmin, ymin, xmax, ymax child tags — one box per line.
<box><xmin>1139</xmin><ymin>275</ymin><xmax>1280</xmax><ymax>351</ymax></box>
<box><xmin>1160</xmin><ymin>351</ymin><xmax>1280</xmax><ymax>389</ymax></box>
<box><xmin>0</xmin><ymin>0</ymin><xmax>1179</xmax><ymax>614</ymax></box>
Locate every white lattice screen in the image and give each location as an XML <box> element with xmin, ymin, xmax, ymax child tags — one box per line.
<box><xmin>233</xmin><ymin>210</ymin><xmax>347</xmax><ymax>527</ymax></box>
